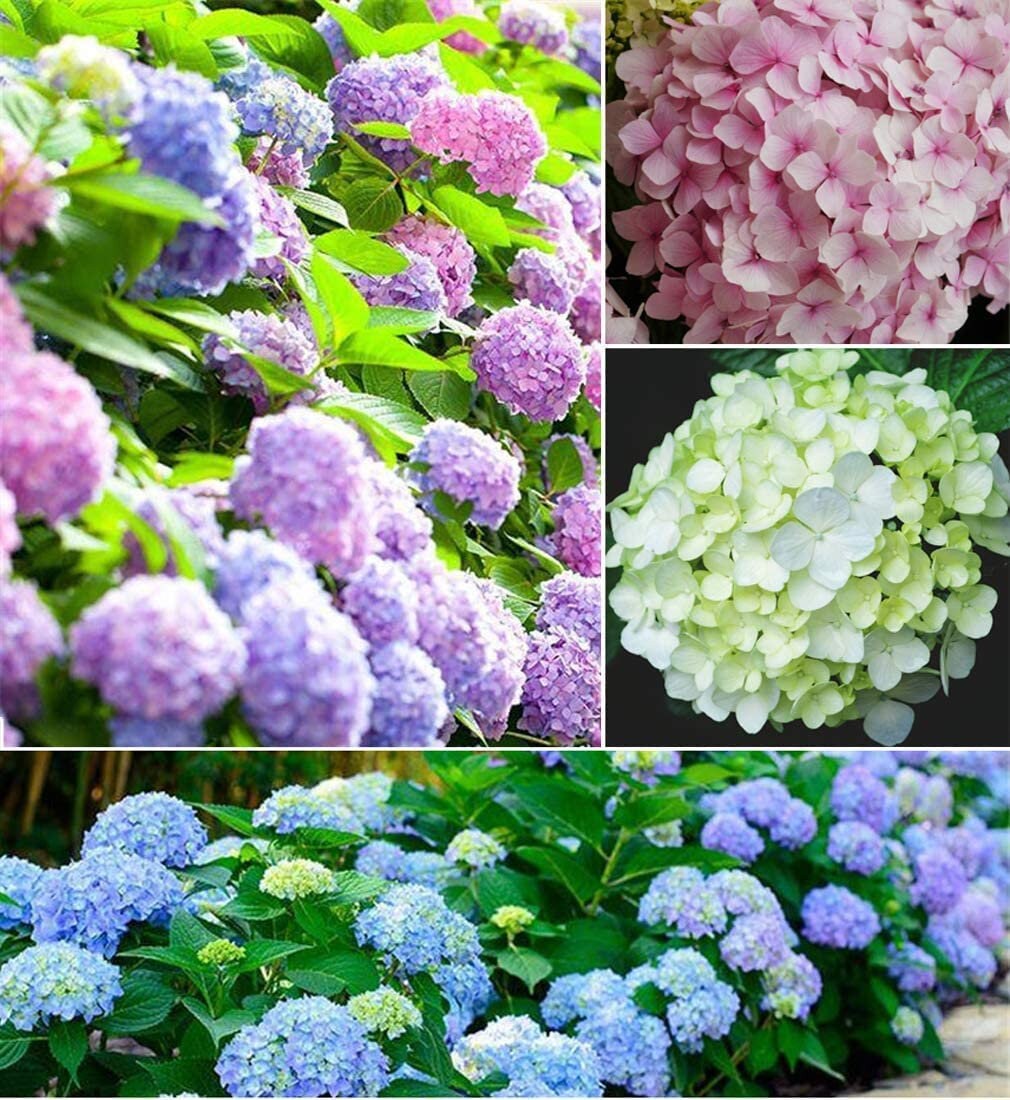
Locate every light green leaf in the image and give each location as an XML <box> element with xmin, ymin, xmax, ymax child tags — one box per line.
<box><xmin>280</xmin><ymin>188</ymin><xmax>349</xmax><ymax>226</ymax></box>
<box><xmin>340</xmin><ymin>329</ymin><xmax>473</xmax><ymax>378</ymax></box>
<box><xmin>62</xmin><ymin>171</ymin><xmax>221</xmax><ymax>225</ymax></box>
<box><xmin>315</xmin><ymin>229</ymin><xmax>409</xmax><ymax>275</ymax></box>
<box><xmin>367</xmin><ymin>306</ymin><xmax>439</xmax><ymax>335</ymax></box>
<box><xmin>311</xmin><ymin>251</ymin><xmax>370</xmax><ymax>346</ymax></box>
<box><xmin>430</xmin><ymin>186</ymin><xmax>510</xmax><ymax>249</ymax></box>
<box><xmin>547</xmin><ymin>438</ymin><xmax>585</xmax><ymax>493</ymax></box>
<box><xmin>407</xmin><ymin>371</ymin><xmax>472</xmax><ymax>420</ymax></box>
<box><xmin>535</xmin><ymin>153</ymin><xmax>577</xmax><ymax>186</ymax></box>
<box><xmin>342</xmin><ymin>178</ymin><xmax>404</xmax><ymax>233</ymax></box>
<box><xmin>353</xmin><ymin>120</ymin><xmax>413</xmax><ymax>140</ymax></box>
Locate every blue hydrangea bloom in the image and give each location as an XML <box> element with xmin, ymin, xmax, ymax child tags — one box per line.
<box><xmin>926</xmin><ymin>915</ymin><xmax>997</xmax><ymax>989</ymax></box>
<box><xmin>31</xmin><ymin>846</ymin><xmax>184</xmax><ymax>957</ymax></box>
<box><xmin>827</xmin><ymin>821</ymin><xmax>886</xmax><ymax>875</ymax></box>
<box><xmin>109</xmin><ymin>716</ymin><xmax>206</xmax><ymax>748</ymax></box>
<box><xmin>801</xmin><ymin>885</ymin><xmax>880</xmax><ymax>950</ymax></box>
<box><xmin>542</xmin><ymin>970</ymin><xmax>632</xmax><ymax>1028</ymax></box>
<box><xmin>638</xmin><ymin>866</ymin><xmax>727</xmax><ymax>937</ymax></box>
<box><xmin>253</xmin><ymin>784</ymin><xmax>364</xmax><ymax>835</ymax></box>
<box><xmin>572</xmin><ymin>1000</ymin><xmax>670</xmax><ymax>1096</ymax></box>
<box><xmin>886</xmin><ymin>942</ymin><xmax>937</xmax><ymax>993</ymax></box>
<box><xmin>648</xmin><ymin>948</ymin><xmax>739</xmax><ymax>1053</ymax></box>
<box><xmin>315</xmin><ymin>12</ymin><xmax>354</xmax><ymax>70</ymax></box>
<box><xmin>365</xmin><ymin>642</ymin><xmax>449</xmax><ymax>747</ymax></box>
<box><xmin>355</xmin><ymin>840</ymin><xmax>452</xmax><ymax>890</ymax></box>
<box><xmin>82</xmin><ymin>792</ymin><xmax>207</xmax><ymax>868</ymax></box>
<box><xmin>0</xmin><ymin>943</ymin><xmax>122</xmax><ymax>1031</ymax></box>
<box><xmin>236</xmin><ymin>75</ymin><xmax>332</xmax><ymax>164</ymax></box>
<box><xmin>830</xmin><ymin>763</ymin><xmax>899</xmax><ymax>834</ymax></box>
<box><xmin>701</xmin><ymin>812</ymin><xmax>765</xmax><ymax>863</ymax></box>
<box><xmin>213</xmin><ymin>529</ymin><xmax>319</xmax><ymax>622</ymax></box>
<box><xmin>452</xmin><ymin>1015</ymin><xmax>602</xmax><ymax>1098</ymax></box>
<box><xmin>710</xmin><ymin>869</ymin><xmax>787</xmax><ymax>920</ymax></box>
<box><xmin>215</xmin><ymin>997</ymin><xmax>390</xmax><ymax>1097</ymax></box>
<box><xmin>216</xmin><ymin>55</ymin><xmax>273</xmax><ymax>101</ymax></box>
<box><xmin>761</xmin><ymin>951</ymin><xmax>822</xmax><ymax>1020</ymax></box>
<box><xmin>342</xmin><ymin>557</ymin><xmax>419</xmax><ymax>647</ymax></box>
<box><xmin>0</xmin><ymin>856</ymin><xmax>43</xmax><ymax>930</ymax></box>
<box><xmin>910</xmin><ymin>845</ymin><xmax>967</xmax><ymax>915</ymax></box>
<box><xmin>719</xmin><ymin>913</ymin><xmax>792</xmax><ymax>972</ymax></box>
<box><xmin>312</xmin><ymin>772</ymin><xmax>409</xmax><ymax>833</ymax></box>
<box><xmin>768</xmin><ymin>798</ymin><xmax>817</xmax><ymax>849</ymax></box>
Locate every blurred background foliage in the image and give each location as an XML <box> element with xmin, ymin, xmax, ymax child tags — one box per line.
<box><xmin>0</xmin><ymin>751</ymin><xmax>438</xmax><ymax>865</ymax></box>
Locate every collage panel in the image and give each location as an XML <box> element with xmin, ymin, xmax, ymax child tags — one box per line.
<box><xmin>1</xmin><ymin>748</ymin><xmax>1008</xmax><ymax>1098</ymax></box>
<box><xmin>0</xmin><ymin>0</ymin><xmax>603</xmax><ymax>751</ymax></box>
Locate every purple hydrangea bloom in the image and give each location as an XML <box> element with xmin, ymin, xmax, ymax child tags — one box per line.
<box><xmin>236</xmin><ymin>75</ymin><xmax>332</xmax><ymax>164</ymax></box>
<box><xmin>702</xmin><ymin>812</ymin><xmax>765</xmax><ymax>863</ymax></box>
<box><xmin>542</xmin><ymin>970</ymin><xmax>631</xmax><ymax>1027</ymax></box>
<box><xmin>1</xmin><ymin>349</ymin><xmax>114</xmax><ymax>524</ymax></box>
<box><xmin>711</xmin><ymin>869</ymin><xmax>788</xmax><ymax>921</ymax></box>
<box><xmin>561</xmin><ymin>170</ymin><xmax>601</xmax><ymax>241</ymax></box>
<box><xmin>204</xmin><ymin>309</ymin><xmax>318</xmax><ymax>414</ymax></box>
<box><xmin>910</xmin><ymin>846</ymin><xmax>967</xmax><ymax>915</ymax></box>
<box><xmin>83</xmin><ymin>792</ymin><xmax>207</xmax><ymax>868</ymax></box>
<box><xmin>715</xmin><ymin>778</ymin><xmax>791</xmax><ymax>827</ymax></box>
<box><xmin>249</xmin><ymin>175</ymin><xmax>309</xmax><ymax>281</ymax></box>
<box><xmin>761</xmin><ymin>951</ymin><xmax>822</xmax><ymax>1020</ymax></box>
<box><xmin>0</xmin><ymin>124</ymin><xmax>57</xmax><ymax>251</ymax></box>
<box><xmin>720</xmin><ymin>913</ymin><xmax>792</xmax><ymax>972</ymax></box>
<box><xmin>0</xmin><ymin>855</ymin><xmax>43</xmax><ymax>930</ymax></box>
<box><xmin>831</xmin><ymin>763</ymin><xmax>899</xmax><ymax>834</ymax></box>
<box><xmin>0</xmin><ymin>274</ymin><xmax>32</xmax><ymax>358</ymax></box>
<box><xmin>519</xmin><ymin>628</ymin><xmax>600</xmax><ymax>745</ymax></box>
<box><xmin>31</xmin><ymin>846</ymin><xmax>184</xmax><ymax>957</ymax></box>
<box><xmin>828</xmin><ymin>821</ymin><xmax>886</xmax><ymax>875</ymax></box>
<box><xmin>552</xmin><ymin>484</ymin><xmax>601</xmax><ymax>577</ymax></box>
<box><xmin>0</xmin><ymin>579</ymin><xmax>64</xmax><ymax>720</ymax></box>
<box><xmin>109</xmin><ymin>717</ymin><xmax>206</xmax><ymax>747</ymax></box>
<box><xmin>240</xmin><ymin>579</ymin><xmax>374</xmax><ymax>746</ymax></box>
<box><xmin>213</xmin><ymin>529</ymin><xmax>318</xmax><ymax>622</ymax></box>
<box><xmin>216</xmin><ymin>997</ymin><xmax>390</xmax><ymax>1098</ymax></box>
<box><xmin>428</xmin><ymin>0</ymin><xmax>488</xmax><ymax>54</ymax></box>
<box><xmin>408</xmin><ymin>420</ymin><xmax>520</xmax><ymax>530</ymax></box>
<box><xmin>542</xmin><ymin>433</ymin><xmax>598</xmax><ymax>491</ymax></box>
<box><xmin>350</xmin><ymin>246</ymin><xmax>446</xmax><ymax>321</ymax></box>
<box><xmin>886</xmin><ymin>942</ymin><xmax>937</xmax><ymax>993</ymax></box>
<box><xmin>570</xmin><ymin>263</ymin><xmax>602</xmax><ymax>342</ymax></box>
<box><xmin>769</xmin><ymin>798</ymin><xmax>818</xmax><ymax>850</ymax></box>
<box><xmin>314</xmin><ymin>12</ymin><xmax>355</xmax><ymax>70</ymax></box>
<box><xmin>954</xmin><ymin>884</ymin><xmax>1003</xmax><ymax>948</ymax></box>
<box><xmin>471</xmin><ymin>302</ymin><xmax>584</xmax><ymax>422</ymax></box>
<box><xmin>498</xmin><ymin>0</ymin><xmax>569</xmax><ymax>54</ymax></box>
<box><xmin>637</xmin><ymin>866</ymin><xmax>728</xmax><ymax>938</ymax></box>
<box><xmin>122</xmin><ymin>485</ymin><xmax>226</xmax><ymax>578</ymax></box>
<box><xmin>584</xmin><ymin>342</ymin><xmax>601</xmax><ymax>410</ymax></box>
<box><xmin>230</xmin><ymin>407</ymin><xmax>380</xmax><ymax>577</ymax></box>
<box><xmin>801</xmin><ymin>885</ymin><xmax>880</xmax><ymax>949</ymax></box>
<box><xmin>247</xmin><ymin>136</ymin><xmax>310</xmax><ymax>189</ymax></box>
<box><xmin>342</xmin><ymin>557</ymin><xmax>419</xmax><ymax>647</ymax></box>
<box><xmin>364</xmin><ymin>641</ymin><xmax>449</xmax><ymax>747</ymax></box>
<box><xmin>385</xmin><ymin>215</ymin><xmax>476</xmax><ymax>317</ymax></box>
<box><xmin>571</xmin><ymin>15</ymin><xmax>603</xmax><ymax>81</ymax></box>
<box><xmin>927</xmin><ymin>914</ymin><xmax>997</xmax><ymax>989</ymax></box>
<box><xmin>508</xmin><ymin>248</ymin><xmax>575</xmax><ymax>314</ymax></box>
<box><xmin>536</xmin><ymin>572</ymin><xmax>600</xmax><ymax>650</ymax></box>
<box><xmin>517</xmin><ymin>181</ymin><xmax>576</xmax><ymax>239</ymax></box>
<box><xmin>327</xmin><ymin>53</ymin><xmax>448</xmax><ymax>172</ymax></box>
<box><xmin>70</xmin><ymin>575</ymin><xmax>245</xmax><ymax>723</ymax></box>
<box><xmin>366</xmin><ymin>464</ymin><xmax>433</xmax><ymax>563</ymax></box>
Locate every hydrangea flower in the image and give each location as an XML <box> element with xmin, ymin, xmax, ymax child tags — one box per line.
<box><xmin>327</xmin><ymin>53</ymin><xmax>448</xmax><ymax>173</ymax></box>
<box><xmin>498</xmin><ymin>0</ymin><xmax>568</xmax><ymax>54</ymax></box>
<box><xmin>552</xmin><ymin>484</ymin><xmax>601</xmax><ymax>577</ymax></box>
<box><xmin>470</xmin><ymin>302</ymin><xmax>585</xmax><ymax>422</ymax></box>
<box><xmin>313</xmin><ymin>772</ymin><xmax>406</xmax><ymax>833</ymax></box>
<box><xmin>701</xmin><ymin>812</ymin><xmax>765</xmax><ymax>863</ymax></box>
<box><xmin>0</xmin><ymin>856</ymin><xmax>43</xmax><ymax>930</ymax></box>
<box><xmin>720</xmin><ymin>913</ymin><xmax>791</xmax><ymax>972</ymax></box>
<box><xmin>385</xmin><ymin>215</ymin><xmax>476</xmax><ymax>317</ymax></box>
<box><xmin>108</xmin><ymin>717</ymin><xmax>205</xmax><ymax>747</ymax></box>
<box><xmin>260</xmin><ymin>858</ymin><xmax>335</xmax><ymax>899</ymax></box>
<box><xmin>246</xmin><ymin>135</ymin><xmax>310</xmax><ymax>189</ymax></box>
<box><xmin>827</xmin><ymin>821</ymin><xmax>886</xmax><ymax>876</ymax></box>
<box><xmin>490</xmin><ymin>905</ymin><xmax>535</xmax><ymax>935</ymax></box>
<box><xmin>761</xmin><ymin>951</ymin><xmax>823</xmax><ymax>1020</ymax></box>
<box><xmin>519</xmin><ymin>628</ymin><xmax>600</xmax><ymax>744</ymax></box>
<box><xmin>213</xmin><ymin>529</ymin><xmax>318</xmax><ymax>622</ymax></box>
<box><xmin>70</xmin><ymin>575</ymin><xmax>245</xmax><ymax>724</ymax></box>
<box><xmin>910</xmin><ymin>845</ymin><xmax>967</xmax><ymax>915</ymax></box>
<box><xmin>351</xmin><ymin>247</ymin><xmax>447</xmax><ymax>321</ymax></box>
<box><xmin>801</xmin><ymin>885</ymin><xmax>880</xmax><ymax>949</ymax></box>
<box><xmin>216</xmin><ymin>997</ymin><xmax>390</xmax><ymax>1098</ymax></box>
<box><xmin>249</xmin><ymin>175</ymin><xmax>310</xmax><ymax>281</ymax></box>
<box><xmin>83</xmin><ymin>792</ymin><xmax>207</xmax><ymax>868</ymax></box>
<box><xmin>0</xmin><ymin>274</ymin><xmax>32</xmax><ymax>357</ymax></box>
<box><xmin>0</xmin><ymin>943</ymin><xmax>121</xmax><ymax>1031</ymax></box>
<box><xmin>121</xmin><ymin>484</ymin><xmax>226</xmax><ymax>579</ymax></box>
<box><xmin>583</xmin><ymin>343</ymin><xmax>601</xmax><ymax>411</ymax></box>
<box><xmin>347</xmin><ymin>987</ymin><xmax>422</xmax><ymax>1039</ymax></box>
<box><xmin>638</xmin><ymin>866</ymin><xmax>728</xmax><ymax>938</ymax></box>
<box><xmin>428</xmin><ymin>0</ymin><xmax>489</xmax><ymax>54</ymax></box>
<box><xmin>408</xmin><ymin>420</ymin><xmax>521</xmax><ymax>529</ymax></box>
<box><xmin>453</xmin><ymin>1015</ymin><xmax>602</xmax><ymax>1097</ymax></box>
<box><xmin>508</xmin><ymin>248</ymin><xmax>575</xmax><ymax>314</ymax></box>
<box><xmin>253</xmin><ymin>784</ymin><xmax>363</xmax><ymax>835</ymax></box>
<box><xmin>366</xmin><ymin>464</ymin><xmax>434</xmax><ymax>564</ymax></box>
<box><xmin>891</xmin><ymin>1006</ymin><xmax>924</xmax><ymax>1046</ymax></box>
<box><xmin>568</xmin><ymin>999</ymin><xmax>670</xmax><ymax>1096</ymax></box>
<box><xmin>445</xmin><ymin>828</ymin><xmax>505</xmax><ymax>869</ymax></box>
<box><xmin>1</xmin><ymin>347</ymin><xmax>115</xmax><ymax>523</ymax></box>
<box><xmin>240</xmin><ymin>580</ymin><xmax>374</xmax><ymax>747</ymax></box>
<box><xmin>0</xmin><ymin>579</ymin><xmax>64</xmax><ymax>719</ymax></box>
<box><xmin>887</xmin><ymin>942</ymin><xmax>937</xmax><ymax>994</ymax></box>
<box><xmin>355</xmin><ymin>840</ymin><xmax>452</xmax><ymax>890</ymax></box>
<box><xmin>536</xmin><ymin>572</ymin><xmax>601</xmax><ymax>650</ymax></box>
<box><xmin>197</xmin><ymin>938</ymin><xmax>246</xmax><ymax>967</ymax></box>
<box><xmin>314</xmin><ymin>11</ymin><xmax>355</xmax><ymax>70</ymax></box>
<box><xmin>230</xmin><ymin>407</ymin><xmax>380</xmax><ymax>577</ymax></box>
<box><xmin>342</xmin><ymin>557</ymin><xmax>418</xmax><ymax>647</ymax></box>
<box><xmin>832</xmin><ymin>764</ymin><xmax>899</xmax><ymax>835</ymax></box>
<box><xmin>35</xmin><ymin>35</ymin><xmax>139</xmax><ymax>119</ymax></box>
<box><xmin>0</xmin><ymin>124</ymin><xmax>58</xmax><ymax>251</ymax></box>
<box><xmin>365</xmin><ymin>641</ymin><xmax>449</xmax><ymax>747</ymax></box>
<box><xmin>648</xmin><ymin>948</ymin><xmax>740</xmax><ymax>1053</ymax></box>
<box><xmin>236</xmin><ymin>75</ymin><xmax>332</xmax><ymax>163</ymax></box>
<box><xmin>32</xmin><ymin>846</ymin><xmax>184</xmax><ymax>957</ymax></box>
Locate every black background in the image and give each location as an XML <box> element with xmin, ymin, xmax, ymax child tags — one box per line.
<box><xmin>604</xmin><ymin>350</ymin><xmax>1010</xmax><ymax>748</ymax></box>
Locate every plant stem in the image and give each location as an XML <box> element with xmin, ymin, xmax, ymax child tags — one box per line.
<box><xmin>586</xmin><ymin>827</ymin><xmax>630</xmax><ymax>914</ymax></box>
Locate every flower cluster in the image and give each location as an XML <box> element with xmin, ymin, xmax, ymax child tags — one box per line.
<box><xmin>0</xmin><ymin>856</ymin><xmax>43</xmax><ymax>930</ymax></box>
<box><xmin>385</xmin><ymin>215</ymin><xmax>477</xmax><ymax>317</ymax></box>
<box><xmin>445</xmin><ymin>828</ymin><xmax>505</xmax><ymax>869</ymax></box>
<box><xmin>1</xmin><ymin>579</ymin><xmax>64</xmax><ymax>720</ymax></box>
<box><xmin>608</xmin><ymin>349</ymin><xmax>1010</xmax><ymax>743</ymax></box>
<box><xmin>608</xmin><ymin>0</ymin><xmax>1009</xmax><ymax>343</ymax></box>
<box><xmin>701</xmin><ymin>777</ymin><xmax>816</xmax><ymax>858</ymax></box>
<box><xmin>350</xmin><ymin>246</ymin><xmax>448</xmax><ymax>319</ymax></box>
<box><xmin>260</xmin><ymin>858</ymin><xmax>335</xmax><ymax>899</ymax></box>
<box><xmin>356</xmin><ymin>840</ymin><xmax>453</xmax><ymax>890</ymax></box>
<box><xmin>499</xmin><ymin>1</ymin><xmax>569</xmax><ymax>55</ymax></box>
<box><xmin>347</xmin><ymin>987</ymin><xmax>422</xmax><ymax>1039</ymax></box>
<box><xmin>235</xmin><ymin>74</ymin><xmax>332</xmax><ymax>164</ymax></box>
<box><xmin>0</xmin><ymin>943</ymin><xmax>122</xmax><ymax>1032</ymax></box>
<box><xmin>0</xmin><ymin>125</ymin><xmax>57</xmax><ymax>251</ymax></box>
<box><xmin>82</xmin><ymin>792</ymin><xmax>208</xmax><ymax>868</ymax></box>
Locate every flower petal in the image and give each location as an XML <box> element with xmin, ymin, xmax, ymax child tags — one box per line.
<box><xmin>770</xmin><ymin>521</ymin><xmax>814</xmax><ymax>571</ymax></box>
<box><xmin>793</xmin><ymin>486</ymin><xmax>850</xmax><ymax>532</ymax></box>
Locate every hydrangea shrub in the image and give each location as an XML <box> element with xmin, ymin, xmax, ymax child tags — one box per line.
<box><xmin>0</xmin><ymin>752</ymin><xmax>1005</xmax><ymax>1096</ymax></box>
<box><xmin>0</xmin><ymin>0</ymin><xmax>603</xmax><ymax>748</ymax></box>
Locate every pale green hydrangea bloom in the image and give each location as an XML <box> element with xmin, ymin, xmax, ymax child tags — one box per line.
<box><xmin>35</xmin><ymin>35</ymin><xmax>139</xmax><ymax>119</ymax></box>
<box><xmin>490</xmin><ymin>905</ymin><xmax>536</xmax><ymax>935</ymax></box>
<box><xmin>445</xmin><ymin>828</ymin><xmax>505</xmax><ymax>869</ymax></box>
<box><xmin>197</xmin><ymin>939</ymin><xmax>246</xmax><ymax>967</ymax></box>
<box><xmin>260</xmin><ymin>858</ymin><xmax>334</xmax><ymax>900</ymax></box>
<box><xmin>608</xmin><ymin>350</ymin><xmax>1009</xmax><ymax>744</ymax></box>
<box><xmin>347</xmin><ymin>986</ymin><xmax>422</xmax><ymax>1038</ymax></box>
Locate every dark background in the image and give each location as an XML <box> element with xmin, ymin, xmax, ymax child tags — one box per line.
<box><xmin>604</xmin><ymin>350</ymin><xmax>1010</xmax><ymax>748</ymax></box>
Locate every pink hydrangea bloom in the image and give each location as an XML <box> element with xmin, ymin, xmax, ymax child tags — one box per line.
<box><xmin>608</xmin><ymin>0</ymin><xmax>1010</xmax><ymax>344</ymax></box>
<box><xmin>0</xmin><ymin>125</ymin><xmax>58</xmax><ymax>252</ymax></box>
<box><xmin>429</xmin><ymin>0</ymin><xmax>488</xmax><ymax>55</ymax></box>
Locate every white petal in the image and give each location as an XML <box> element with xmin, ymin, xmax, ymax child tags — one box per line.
<box><xmin>770</xmin><ymin>521</ymin><xmax>814</xmax><ymax>571</ymax></box>
<box><xmin>826</xmin><ymin>519</ymin><xmax>876</xmax><ymax>562</ymax></box>
<box><xmin>788</xmin><ymin>571</ymin><xmax>836</xmax><ymax>611</ymax></box>
<box><xmin>664</xmin><ymin>669</ymin><xmax>700</xmax><ymax>701</ymax></box>
<box><xmin>832</xmin><ymin>451</ymin><xmax>872</xmax><ymax>495</ymax></box>
<box><xmin>808</xmin><ymin>540</ymin><xmax>853</xmax><ymax>590</ymax></box>
<box><xmin>793</xmin><ymin>486</ymin><xmax>851</xmax><ymax>532</ymax></box>
<box><xmin>891</xmin><ymin>637</ymin><xmax>930</xmax><ymax>673</ymax></box>
<box><xmin>609</xmin><ymin>580</ymin><xmax>646</xmax><ymax>621</ymax></box>
<box><xmin>944</xmin><ymin>633</ymin><xmax>976</xmax><ymax>679</ymax></box>
<box><xmin>868</xmin><ymin>652</ymin><xmax>901</xmax><ymax>691</ymax></box>
<box><xmin>857</xmin><ymin>466</ymin><xmax>898</xmax><ymax>517</ymax></box>
<box><xmin>864</xmin><ymin>700</ymin><xmax>915</xmax><ymax>746</ymax></box>
<box><xmin>686</xmin><ymin>458</ymin><xmax>726</xmax><ymax>494</ymax></box>
<box><xmin>735</xmin><ymin>689</ymin><xmax>775</xmax><ymax>734</ymax></box>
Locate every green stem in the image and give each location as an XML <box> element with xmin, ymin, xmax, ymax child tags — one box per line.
<box><xmin>586</xmin><ymin>827</ymin><xmax>630</xmax><ymax>914</ymax></box>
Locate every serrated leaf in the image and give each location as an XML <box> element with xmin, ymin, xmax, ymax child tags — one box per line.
<box><xmin>181</xmin><ymin>1000</ymin><xmax>258</xmax><ymax>1049</ymax></box>
<box><xmin>496</xmin><ymin>947</ymin><xmax>552</xmax><ymax>993</ymax></box>
<box><xmin>97</xmin><ymin>973</ymin><xmax>176</xmax><ymax>1035</ymax></box>
<box><xmin>342</xmin><ymin>178</ymin><xmax>404</xmax><ymax>233</ymax></box>
<box><xmin>0</xmin><ymin>1036</ymin><xmax>31</xmax><ymax>1071</ymax></box>
<box><xmin>62</xmin><ymin>171</ymin><xmax>221</xmax><ymax>225</ymax></box>
<box><xmin>430</xmin><ymin>186</ymin><xmax>509</xmax><ymax>249</ymax></box>
<box><xmin>48</xmin><ymin>1020</ymin><xmax>87</xmax><ymax>1080</ymax></box>
<box><xmin>317</xmin><ymin>388</ymin><xmax>426</xmax><ymax>451</ymax></box>
<box><xmin>546</xmin><ymin>438</ymin><xmax>584</xmax><ymax>493</ymax></box>
<box><xmin>407</xmin><ymin>371</ymin><xmax>472</xmax><ymax>420</ymax></box>
<box><xmin>340</xmin><ymin>329</ymin><xmax>473</xmax><ymax>378</ymax></box>
<box><xmin>193</xmin><ymin>803</ymin><xmax>256</xmax><ymax>836</ymax></box>
<box><xmin>311</xmin><ymin>250</ymin><xmax>370</xmax><ymax>346</ymax></box>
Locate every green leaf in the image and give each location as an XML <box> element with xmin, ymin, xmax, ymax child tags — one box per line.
<box><xmin>145</xmin><ymin>22</ymin><xmax>218</xmax><ymax>78</ymax></box>
<box><xmin>368</xmin><ymin>306</ymin><xmax>439</xmax><ymax>335</ymax></box>
<box><xmin>430</xmin><ymin>186</ymin><xmax>510</xmax><ymax>249</ymax></box>
<box><xmin>535</xmin><ymin>153</ymin><xmax>577</xmax><ymax>186</ymax></box>
<box><xmin>342</xmin><ymin>178</ymin><xmax>404</xmax><ymax>233</ymax></box>
<box><xmin>286</xmin><ymin>949</ymin><xmax>380</xmax><ymax>996</ymax></box>
<box><xmin>546</xmin><ymin>437</ymin><xmax>584</xmax><ymax>493</ymax></box>
<box><xmin>317</xmin><ymin>2</ymin><xmax>382</xmax><ymax>55</ymax></box>
<box><xmin>532</xmin><ymin>58</ymin><xmax>602</xmax><ymax>95</ymax></box>
<box><xmin>63</xmin><ymin>171</ymin><xmax>221</xmax><ymax>224</ymax></box>
<box><xmin>139</xmin><ymin>298</ymin><xmax>235</xmax><ymax>337</ymax></box>
<box><xmin>279</xmin><ymin>826</ymin><xmax>364</xmax><ymax>850</ymax></box>
<box><xmin>799</xmin><ymin>1032</ymin><xmax>844</xmax><ymax>1081</ymax></box>
<box><xmin>218</xmin><ymin>893</ymin><xmax>286</xmax><ymax>922</ymax></box>
<box><xmin>510</xmin><ymin>777</ymin><xmax>604</xmax><ymax>848</ymax></box>
<box><xmin>514</xmin><ymin>845</ymin><xmax>598</xmax><ymax>904</ymax></box>
<box><xmin>249</xmin><ymin>14</ymin><xmax>334</xmax><ymax>89</ymax></box>
<box><xmin>746</xmin><ymin>1028</ymin><xmax>779</xmax><ymax>1076</ymax></box>
<box><xmin>318</xmin><ymin>388</ymin><xmax>426</xmax><ymax>453</ymax></box>
<box><xmin>340</xmin><ymin>329</ymin><xmax>473</xmax><ymax>378</ymax></box>
<box><xmin>331</xmin><ymin>869</ymin><xmax>390</xmax><ymax>904</ymax></box>
<box><xmin>281</xmin><ymin>188</ymin><xmax>348</xmax><ymax>226</ymax></box>
<box><xmin>407</xmin><ymin>371</ymin><xmax>472</xmax><ymax>420</ymax></box>
<box><xmin>315</xmin><ymin>229</ymin><xmax>409</xmax><ymax>274</ymax></box>
<box><xmin>438</xmin><ymin>42</ymin><xmax>496</xmax><ymax>92</ymax></box>
<box><xmin>922</xmin><ymin>349</ymin><xmax>1010</xmax><ymax>434</ymax></box>
<box><xmin>0</xmin><ymin>24</ymin><xmax>38</xmax><ymax>57</ymax></box>
<box><xmin>496</xmin><ymin>947</ymin><xmax>552</xmax><ymax>993</ymax></box>
<box><xmin>169</xmin><ymin>907</ymin><xmax>217</xmax><ymax>955</ymax></box>
<box><xmin>310</xmin><ymin>251</ymin><xmax>370</xmax><ymax>346</ymax></box>
<box><xmin>141</xmin><ymin>1056</ymin><xmax>226</xmax><ymax>1098</ymax></box>
<box><xmin>48</xmin><ymin>1020</ymin><xmax>87</xmax><ymax>1080</ymax></box>
<box><xmin>506</xmin><ymin>535</ymin><xmax>564</xmax><ymax>576</ymax></box>
<box><xmin>353</xmin><ymin>120</ymin><xmax>413</xmax><ymax>140</ymax></box>
<box><xmin>612</xmin><ymin>791</ymin><xmax>691</xmax><ymax>830</ymax></box>
<box><xmin>98</xmin><ymin>972</ymin><xmax>176</xmax><ymax>1035</ymax></box>
<box><xmin>680</xmin><ymin>762</ymin><xmax>734</xmax><ymax>785</ymax></box>
<box><xmin>181</xmin><ymin>1000</ymin><xmax>258</xmax><ymax>1050</ymax></box>
<box><xmin>194</xmin><ymin>803</ymin><xmax>256</xmax><ymax>837</ymax></box>
<box><xmin>235</xmin><ymin>940</ymin><xmax>310</xmax><ymax>972</ymax></box>
<box><xmin>632</xmin><ymin>981</ymin><xmax>667</xmax><ymax>1017</ymax></box>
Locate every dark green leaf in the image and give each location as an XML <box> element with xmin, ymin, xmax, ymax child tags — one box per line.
<box><xmin>546</xmin><ymin>437</ymin><xmax>584</xmax><ymax>493</ymax></box>
<box><xmin>98</xmin><ymin>973</ymin><xmax>176</xmax><ymax>1035</ymax></box>
<box><xmin>496</xmin><ymin>947</ymin><xmax>552</xmax><ymax>993</ymax></box>
<box><xmin>342</xmin><ymin>178</ymin><xmax>403</xmax><ymax>233</ymax></box>
<box><xmin>48</xmin><ymin>1020</ymin><xmax>87</xmax><ymax>1079</ymax></box>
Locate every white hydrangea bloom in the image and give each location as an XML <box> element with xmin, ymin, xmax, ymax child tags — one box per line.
<box><xmin>608</xmin><ymin>349</ymin><xmax>1009</xmax><ymax>743</ymax></box>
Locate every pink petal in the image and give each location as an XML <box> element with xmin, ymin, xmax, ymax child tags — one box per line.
<box><xmin>786</xmin><ymin>151</ymin><xmax>827</xmax><ymax>190</ymax></box>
